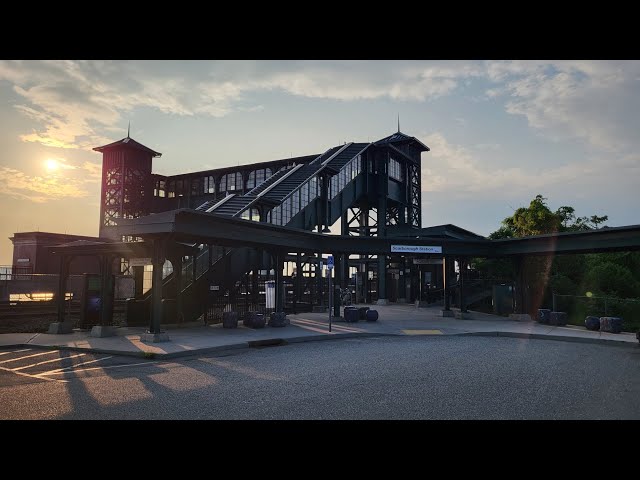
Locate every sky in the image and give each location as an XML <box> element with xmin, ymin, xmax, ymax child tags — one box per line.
<box><xmin>0</xmin><ymin>60</ymin><xmax>639</xmax><ymax>265</ymax></box>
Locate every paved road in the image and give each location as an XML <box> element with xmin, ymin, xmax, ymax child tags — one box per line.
<box><xmin>1</xmin><ymin>336</ymin><xmax>639</xmax><ymax>419</ymax></box>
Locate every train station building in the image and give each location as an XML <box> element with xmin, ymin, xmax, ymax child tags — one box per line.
<box><xmin>6</xmin><ymin>129</ymin><xmax>640</xmax><ymax>340</ymax></box>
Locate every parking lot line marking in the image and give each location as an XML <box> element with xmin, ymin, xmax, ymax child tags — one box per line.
<box><xmin>402</xmin><ymin>329</ymin><xmax>443</xmax><ymax>335</ymax></box>
<box><xmin>0</xmin><ymin>350</ymin><xmax>58</xmax><ymax>364</ymax></box>
<box><xmin>12</xmin><ymin>353</ymin><xmax>86</xmax><ymax>371</ymax></box>
<box><xmin>45</xmin><ymin>361</ymin><xmax>158</xmax><ymax>376</ymax></box>
<box><xmin>290</xmin><ymin>320</ymin><xmax>336</xmax><ymax>335</ymax></box>
<box><xmin>293</xmin><ymin>318</ymin><xmax>363</xmax><ymax>333</ymax></box>
<box><xmin>0</xmin><ymin>349</ymin><xmax>31</xmax><ymax>356</ymax></box>
<box><xmin>0</xmin><ymin>365</ymin><xmax>67</xmax><ymax>383</ymax></box>
<box><xmin>41</xmin><ymin>356</ymin><xmax>113</xmax><ymax>375</ymax></box>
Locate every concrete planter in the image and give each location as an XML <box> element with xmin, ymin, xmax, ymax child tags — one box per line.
<box><xmin>549</xmin><ymin>311</ymin><xmax>567</xmax><ymax>326</ymax></box>
<box><xmin>222</xmin><ymin>311</ymin><xmax>238</xmax><ymax>329</ymax></box>
<box><xmin>585</xmin><ymin>316</ymin><xmax>600</xmax><ymax>331</ymax></box>
<box><xmin>537</xmin><ymin>309</ymin><xmax>551</xmax><ymax>324</ymax></box>
<box><xmin>365</xmin><ymin>309</ymin><xmax>379</xmax><ymax>322</ymax></box>
<box><xmin>245</xmin><ymin>312</ymin><xmax>265</xmax><ymax>329</ymax></box>
<box><xmin>344</xmin><ymin>307</ymin><xmax>358</xmax><ymax>323</ymax></box>
<box><xmin>600</xmin><ymin>316</ymin><xmax>623</xmax><ymax>334</ymax></box>
<box><xmin>269</xmin><ymin>312</ymin><xmax>288</xmax><ymax>328</ymax></box>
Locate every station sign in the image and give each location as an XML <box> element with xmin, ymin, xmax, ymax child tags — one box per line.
<box><xmin>391</xmin><ymin>245</ymin><xmax>442</xmax><ymax>254</ymax></box>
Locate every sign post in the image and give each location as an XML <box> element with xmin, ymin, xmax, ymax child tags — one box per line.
<box><xmin>327</xmin><ymin>255</ymin><xmax>334</xmax><ymax>332</ymax></box>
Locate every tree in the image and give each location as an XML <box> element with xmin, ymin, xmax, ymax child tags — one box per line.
<box><xmin>503</xmin><ymin>195</ymin><xmax>561</xmax><ymax>237</ymax></box>
<box><xmin>473</xmin><ymin>194</ymin><xmax>616</xmax><ymax>315</ymax></box>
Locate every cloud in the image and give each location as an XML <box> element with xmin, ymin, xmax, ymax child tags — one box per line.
<box><xmin>0</xmin><ymin>167</ymin><xmax>89</xmax><ymax>202</ymax></box>
<box><xmin>420</xmin><ymin>132</ymin><xmax>634</xmax><ymax>196</ymax></box>
<box><xmin>0</xmin><ymin>60</ymin><xmax>485</xmax><ymax>151</ymax></box>
<box><xmin>81</xmin><ymin>161</ymin><xmax>102</xmax><ymax>181</ymax></box>
<box><xmin>1</xmin><ymin>60</ymin><xmax>639</xmax><ymax>157</ymax></box>
<box><xmin>484</xmin><ymin>60</ymin><xmax>640</xmax><ymax>152</ymax></box>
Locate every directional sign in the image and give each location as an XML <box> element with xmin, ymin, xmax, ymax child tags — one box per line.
<box><xmin>327</xmin><ymin>255</ymin><xmax>334</xmax><ymax>270</ymax></box>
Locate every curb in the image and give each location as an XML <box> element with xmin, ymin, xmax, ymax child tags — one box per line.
<box><xmin>2</xmin><ymin>330</ymin><xmax>635</xmax><ymax>359</ymax></box>
<box><xmin>0</xmin><ymin>332</ymin><xmax>398</xmax><ymax>360</ymax></box>
<box><xmin>460</xmin><ymin>331</ymin><xmax>639</xmax><ymax>348</ymax></box>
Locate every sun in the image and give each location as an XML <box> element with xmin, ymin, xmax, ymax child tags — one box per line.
<box><xmin>45</xmin><ymin>159</ymin><xmax>59</xmax><ymax>171</ymax></box>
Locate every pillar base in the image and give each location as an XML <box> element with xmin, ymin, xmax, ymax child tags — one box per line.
<box><xmin>509</xmin><ymin>314</ymin><xmax>533</xmax><ymax>322</ymax></box>
<box><xmin>48</xmin><ymin>321</ymin><xmax>74</xmax><ymax>334</ymax></box>
<box><xmin>312</xmin><ymin>306</ymin><xmax>328</xmax><ymax>313</ymax></box>
<box><xmin>440</xmin><ymin>310</ymin><xmax>454</xmax><ymax>317</ymax></box>
<box><xmin>376</xmin><ymin>299</ymin><xmax>389</xmax><ymax>306</ymax></box>
<box><xmin>455</xmin><ymin>311</ymin><xmax>471</xmax><ymax>319</ymax></box>
<box><xmin>90</xmin><ymin>325</ymin><xmax>117</xmax><ymax>338</ymax></box>
<box><xmin>140</xmin><ymin>332</ymin><xmax>170</xmax><ymax>343</ymax></box>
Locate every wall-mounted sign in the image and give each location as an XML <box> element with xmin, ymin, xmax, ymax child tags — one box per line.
<box><xmin>209</xmin><ymin>285</ymin><xmax>220</xmax><ymax>291</ymax></box>
<box><xmin>391</xmin><ymin>245</ymin><xmax>442</xmax><ymax>254</ymax></box>
<box><xmin>129</xmin><ymin>258</ymin><xmax>151</xmax><ymax>267</ymax></box>
<box><xmin>16</xmin><ymin>258</ymin><xmax>30</xmax><ymax>263</ymax></box>
<box><xmin>413</xmin><ymin>258</ymin><xmax>443</xmax><ymax>265</ymax></box>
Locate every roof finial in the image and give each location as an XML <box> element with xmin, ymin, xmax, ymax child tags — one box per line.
<box><xmin>127</xmin><ymin>121</ymin><xmax>130</xmax><ymax>138</ymax></box>
<box><xmin>397</xmin><ymin>114</ymin><xmax>400</xmax><ymax>133</ymax></box>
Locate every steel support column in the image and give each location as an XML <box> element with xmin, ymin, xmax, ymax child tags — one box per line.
<box><xmin>459</xmin><ymin>258</ymin><xmax>467</xmax><ymax>313</ymax></box>
<box><xmin>274</xmin><ymin>250</ymin><xmax>284</xmax><ymax>313</ymax></box>
<box><xmin>56</xmin><ymin>255</ymin><xmax>70</xmax><ymax>323</ymax></box>
<box><xmin>443</xmin><ymin>256</ymin><xmax>451</xmax><ymax>311</ymax></box>
<box><xmin>99</xmin><ymin>254</ymin><xmax>114</xmax><ymax>326</ymax></box>
<box><xmin>174</xmin><ymin>255</ymin><xmax>183</xmax><ymax>322</ymax></box>
<box><xmin>513</xmin><ymin>256</ymin><xmax>526</xmax><ymax>314</ymax></box>
<box><xmin>333</xmin><ymin>253</ymin><xmax>341</xmax><ymax>317</ymax></box>
<box><xmin>295</xmin><ymin>252</ymin><xmax>302</xmax><ymax>302</ymax></box>
<box><xmin>377</xmin><ymin>255</ymin><xmax>387</xmax><ymax>304</ymax></box>
<box><xmin>150</xmin><ymin>240</ymin><xmax>166</xmax><ymax>334</ymax></box>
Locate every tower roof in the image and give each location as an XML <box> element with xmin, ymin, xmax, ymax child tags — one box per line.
<box><xmin>374</xmin><ymin>131</ymin><xmax>430</xmax><ymax>152</ymax></box>
<box><xmin>93</xmin><ymin>136</ymin><xmax>162</xmax><ymax>157</ymax></box>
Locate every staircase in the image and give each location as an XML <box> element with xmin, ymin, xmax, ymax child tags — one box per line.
<box><xmin>324</xmin><ymin>143</ymin><xmax>369</xmax><ymax>170</ymax></box>
<box><xmin>212</xmin><ymin>195</ymin><xmax>256</xmax><ymax>217</ymax></box>
<box><xmin>145</xmin><ymin>141</ymin><xmax>372</xmax><ymax>323</ymax></box>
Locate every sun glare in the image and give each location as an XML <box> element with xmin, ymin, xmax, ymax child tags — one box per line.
<box><xmin>45</xmin><ymin>158</ymin><xmax>59</xmax><ymax>171</ymax></box>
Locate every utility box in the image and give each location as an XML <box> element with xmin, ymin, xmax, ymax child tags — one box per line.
<box><xmin>492</xmin><ymin>284</ymin><xmax>513</xmax><ymax>316</ymax></box>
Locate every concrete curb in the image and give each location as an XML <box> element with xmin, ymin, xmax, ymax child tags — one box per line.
<box><xmin>2</xmin><ymin>330</ymin><xmax>636</xmax><ymax>359</ymax></box>
<box><xmin>460</xmin><ymin>331</ymin><xmax>639</xmax><ymax>348</ymax></box>
<box><xmin>0</xmin><ymin>332</ymin><xmax>398</xmax><ymax>360</ymax></box>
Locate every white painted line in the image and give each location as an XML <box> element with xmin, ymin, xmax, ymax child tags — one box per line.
<box><xmin>45</xmin><ymin>360</ymin><xmax>158</xmax><ymax>376</ymax></box>
<box><xmin>0</xmin><ymin>350</ymin><xmax>58</xmax><ymax>364</ymax></box>
<box><xmin>41</xmin><ymin>356</ymin><xmax>113</xmax><ymax>375</ymax></box>
<box><xmin>0</xmin><ymin>349</ymin><xmax>30</xmax><ymax>356</ymax></box>
<box><xmin>290</xmin><ymin>321</ymin><xmax>336</xmax><ymax>335</ymax></box>
<box><xmin>0</xmin><ymin>365</ymin><xmax>67</xmax><ymax>383</ymax></box>
<box><xmin>12</xmin><ymin>353</ymin><xmax>86</xmax><ymax>371</ymax></box>
<box><xmin>294</xmin><ymin>317</ymin><xmax>363</xmax><ymax>333</ymax></box>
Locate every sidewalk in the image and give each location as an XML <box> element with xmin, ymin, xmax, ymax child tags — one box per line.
<box><xmin>0</xmin><ymin>304</ymin><xmax>637</xmax><ymax>358</ymax></box>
